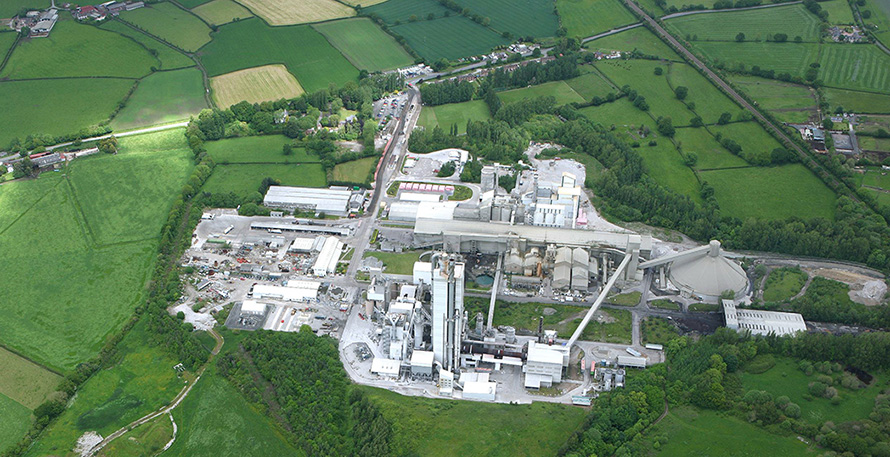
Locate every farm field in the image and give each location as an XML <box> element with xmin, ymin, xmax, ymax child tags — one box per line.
<box><xmin>565</xmin><ymin>70</ymin><xmax>615</xmax><ymax>100</ymax></box>
<box><xmin>100</xmin><ymin>20</ymin><xmax>195</xmax><ymax>70</ymax></box>
<box><xmin>0</xmin><ymin>393</ymin><xmax>31</xmax><ymax>454</ymax></box>
<box><xmin>0</xmin><ymin>78</ymin><xmax>133</xmax><ymax>148</ymax></box>
<box><xmin>235</xmin><ymin>0</ymin><xmax>354</xmax><ymax>25</ymax></box>
<box><xmin>202</xmin><ymin>163</ymin><xmax>327</xmax><ymax>198</ymax></box>
<box><xmin>636</xmin><ymin>141</ymin><xmax>702</xmax><ymax>201</ymax></box>
<box><xmin>192</xmin><ymin>0</ymin><xmax>253</xmax><ymax>25</ymax></box>
<box><xmin>858</xmin><ymin>167</ymin><xmax>890</xmax><ymax>190</ymax></box>
<box><xmin>667</xmin><ymin>63</ymin><xmax>745</xmax><ymax>124</ymax></box>
<box><xmin>417</xmin><ymin>100</ymin><xmax>492</xmax><ymax>134</ymax></box>
<box><xmin>178</xmin><ymin>0</ymin><xmax>214</xmax><ymax>7</ymax></box>
<box><xmin>556</xmin><ymin>0</ymin><xmax>637</xmax><ymax>38</ymax></box>
<box><xmin>822</xmin><ymin>87</ymin><xmax>890</xmax><ymax>114</ymax></box>
<box><xmin>96</xmin><ymin>413</ymin><xmax>174</xmax><ymax>457</ymax></box>
<box><xmin>859</xmin><ymin>136</ymin><xmax>890</xmax><ymax>152</ymax></box>
<box><xmin>362</xmin><ymin>386</ymin><xmax>587</xmax><ymax>457</ymax></box>
<box><xmin>313</xmin><ymin>18</ymin><xmax>414</xmax><ymax>72</ymax></box>
<box><xmin>693</xmin><ymin>41</ymin><xmax>820</xmax><ymax>77</ymax></box>
<box><xmin>596</xmin><ymin>60</ymin><xmax>695</xmax><ymax>125</ymax></box>
<box><xmin>211</xmin><ymin>64</ymin><xmax>304</xmax><ymax>108</ymax></box>
<box><xmin>449</xmin><ymin>0</ymin><xmax>559</xmax><ymax>38</ymax></box>
<box><xmin>340</xmin><ymin>0</ymin><xmax>387</xmax><ymax>5</ymax></box>
<box><xmin>121</xmin><ymin>2</ymin><xmax>212</xmax><ymax>52</ymax></box>
<box><xmin>665</xmin><ymin>4</ymin><xmax>821</xmax><ymax>43</ymax></box>
<box><xmin>0</xmin><ymin>32</ymin><xmax>16</xmax><ymax>57</ymax></box>
<box><xmin>332</xmin><ymin>157</ymin><xmax>378</xmax><ymax>184</ymax></box>
<box><xmin>862</xmin><ymin>0</ymin><xmax>890</xmax><ymax>48</ymax></box>
<box><xmin>0</xmin><ymin>20</ymin><xmax>155</xmax><ymax>79</ymax></box>
<box><xmin>673</xmin><ymin>127</ymin><xmax>747</xmax><ymax>170</ymax></box>
<box><xmin>699</xmin><ymin>164</ymin><xmax>836</xmax><ymax>220</ymax></box>
<box><xmin>822</xmin><ymin>0</ymin><xmax>855</xmax><ymax>24</ymax></box>
<box><xmin>111</xmin><ymin>68</ymin><xmax>207</xmax><ymax>130</ymax></box>
<box><xmin>711</xmin><ymin>121</ymin><xmax>784</xmax><ymax>164</ymax></box>
<box><xmin>818</xmin><ymin>44</ymin><xmax>890</xmax><ymax>94</ymax></box>
<box><xmin>362</xmin><ymin>250</ymin><xmax>422</xmax><ymax>275</ymax></box>
<box><xmin>586</xmin><ymin>26</ymin><xmax>680</xmax><ymax>60</ymax></box>
<box><xmin>390</xmin><ymin>16</ymin><xmax>510</xmax><ymax>61</ymax></box>
<box><xmin>731</xmin><ymin>75</ymin><xmax>816</xmax><ymax>123</ymax></box>
<box><xmin>0</xmin><ymin>0</ymin><xmax>50</xmax><ymax>18</ymax></box>
<box><xmin>763</xmin><ymin>267</ymin><xmax>808</xmax><ymax>302</ymax></box>
<box><xmin>199</xmin><ymin>18</ymin><xmax>359</xmax><ymax>92</ymax></box>
<box><xmin>364</xmin><ymin>0</ymin><xmax>452</xmax><ymax>25</ymax></box>
<box><xmin>0</xmin><ymin>347</ymin><xmax>61</xmax><ymax>410</ymax></box>
<box><xmin>577</xmin><ymin>97</ymin><xmax>656</xmax><ymax>128</ymax></box>
<box><xmin>498</xmin><ymin>80</ymin><xmax>587</xmax><ymax>105</ymax></box>
<box><xmin>205</xmin><ymin>136</ymin><xmax>317</xmax><ymax>163</ymax></box>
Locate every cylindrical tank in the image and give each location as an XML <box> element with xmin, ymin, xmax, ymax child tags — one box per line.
<box><xmin>504</xmin><ymin>326</ymin><xmax>517</xmax><ymax>344</ymax></box>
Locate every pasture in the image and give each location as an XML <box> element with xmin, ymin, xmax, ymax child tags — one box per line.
<box><xmin>0</xmin><ymin>0</ymin><xmax>50</xmax><ymax>18</ymax></box>
<box><xmin>363</xmin><ymin>387</ymin><xmax>586</xmax><ymax>457</ymax></box>
<box><xmin>390</xmin><ymin>16</ymin><xmax>509</xmax><ymax>61</ymax></box>
<box><xmin>0</xmin><ymin>347</ymin><xmax>61</xmax><ymax>410</ymax></box>
<box><xmin>332</xmin><ymin>156</ymin><xmax>378</xmax><ymax>183</ymax></box>
<box><xmin>673</xmin><ymin>127</ymin><xmax>747</xmax><ymax>170</ymax></box>
<box><xmin>0</xmin><ymin>32</ymin><xmax>16</xmax><ymax>57</ymax></box>
<box><xmin>577</xmin><ymin>97</ymin><xmax>656</xmax><ymax>128</ymax></box>
<box><xmin>711</xmin><ymin>121</ymin><xmax>784</xmax><ymax>164</ymax></box>
<box><xmin>565</xmin><ymin>70</ymin><xmax>615</xmax><ymax>100</ymax></box>
<box><xmin>0</xmin><ymin>78</ymin><xmax>134</xmax><ymax>148</ymax></box>
<box><xmin>859</xmin><ymin>136</ymin><xmax>890</xmax><ymax>152</ymax></box>
<box><xmin>449</xmin><ymin>0</ymin><xmax>559</xmax><ymax>37</ymax></box>
<box><xmin>823</xmin><ymin>87</ymin><xmax>890</xmax><ymax>114</ymax></box>
<box><xmin>100</xmin><ymin>20</ymin><xmax>195</xmax><ymax>70</ymax></box>
<box><xmin>202</xmin><ymin>163</ymin><xmax>327</xmax><ymax>198</ymax></box>
<box><xmin>417</xmin><ymin>100</ymin><xmax>492</xmax><ymax>134</ymax></box>
<box><xmin>763</xmin><ymin>267</ymin><xmax>808</xmax><ymax>302</ymax></box>
<box><xmin>862</xmin><ymin>0</ymin><xmax>890</xmax><ymax>48</ymax></box>
<box><xmin>1</xmin><ymin>20</ymin><xmax>155</xmax><ymax>79</ymax></box>
<box><xmin>234</xmin><ymin>0</ymin><xmax>354</xmax><ymax>25</ymax></box>
<box><xmin>731</xmin><ymin>75</ymin><xmax>817</xmax><ymax>123</ymax></box>
<box><xmin>557</xmin><ymin>0</ymin><xmax>637</xmax><ymax>38</ymax></box>
<box><xmin>822</xmin><ymin>0</ymin><xmax>855</xmax><ymax>24</ymax></box>
<box><xmin>596</xmin><ymin>60</ymin><xmax>695</xmax><ymax>125</ymax></box>
<box><xmin>96</xmin><ymin>413</ymin><xmax>174</xmax><ymax>457</ymax></box>
<box><xmin>819</xmin><ymin>44</ymin><xmax>890</xmax><ymax>94</ymax></box>
<box><xmin>178</xmin><ymin>0</ymin><xmax>214</xmax><ymax>7</ymax></box>
<box><xmin>111</xmin><ymin>68</ymin><xmax>207</xmax><ymax>130</ymax></box>
<box><xmin>192</xmin><ymin>0</ymin><xmax>253</xmax><ymax>25</ymax></box>
<box><xmin>205</xmin><ymin>135</ymin><xmax>317</xmax><ymax>163</ymax></box>
<box><xmin>199</xmin><ymin>19</ymin><xmax>359</xmax><ymax>92</ymax></box>
<box><xmin>498</xmin><ymin>80</ymin><xmax>586</xmax><ymax>105</ymax></box>
<box><xmin>857</xmin><ymin>166</ymin><xmax>890</xmax><ymax>190</ymax></box>
<box><xmin>636</xmin><ymin>141</ymin><xmax>703</xmax><ymax>201</ymax></box>
<box><xmin>364</xmin><ymin>0</ymin><xmax>451</xmax><ymax>25</ymax></box>
<box><xmin>667</xmin><ymin>63</ymin><xmax>744</xmax><ymax>124</ymax></box>
<box><xmin>665</xmin><ymin>4</ymin><xmax>821</xmax><ymax>43</ymax></box>
<box><xmin>211</xmin><ymin>64</ymin><xmax>304</xmax><ymax>108</ymax></box>
<box><xmin>694</xmin><ymin>41</ymin><xmax>820</xmax><ymax>77</ymax></box>
<box><xmin>585</xmin><ymin>25</ymin><xmax>680</xmax><ymax>59</ymax></box>
<box><xmin>121</xmin><ymin>2</ymin><xmax>212</xmax><ymax>52</ymax></box>
<box><xmin>0</xmin><ymin>394</ymin><xmax>31</xmax><ymax>454</ymax></box>
<box><xmin>699</xmin><ymin>164</ymin><xmax>836</xmax><ymax>220</ymax></box>
<box><xmin>313</xmin><ymin>18</ymin><xmax>414</xmax><ymax>72</ymax></box>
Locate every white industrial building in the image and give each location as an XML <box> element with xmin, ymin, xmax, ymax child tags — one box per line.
<box><xmin>251</xmin><ymin>281</ymin><xmax>320</xmax><ymax>302</ymax></box>
<box><xmin>288</xmin><ymin>237</ymin><xmax>316</xmax><ymax>253</ymax></box>
<box><xmin>617</xmin><ymin>355</ymin><xmax>647</xmax><ymax>368</ymax></box>
<box><xmin>524</xmin><ymin>341</ymin><xmax>566</xmax><ymax>388</ymax></box>
<box><xmin>262</xmin><ymin>186</ymin><xmax>358</xmax><ymax>216</ymax></box>
<box><xmin>432</xmin><ymin>255</ymin><xmax>465</xmax><ymax>370</ymax></box>
<box><xmin>240</xmin><ymin>300</ymin><xmax>267</xmax><ymax>315</ymax></box>
<box><xmin>388</xmin><ymin>201</ymin><xmax>457</xmax><ymax>222</ymax></box>
<box><xmin>410</xmin><ymin>350</ymin><xmax>434</xmax><ymax>376</ymax></box>
<box><xmin>640</xmin><ymin>240</ymin><xmax>748</xmax><ymax>302</ymax></box>
<box><xmin>723</xmin><ymin>300</ymin><xmax>806</xmax><ymax>336</ymax></box>
<box><xmin>371</xmin><ymin>358</ymin><xmax>401</xmax><ymax>377</ymax></box>
<box><xmin>312</xmin><ymin>236</ymin><xmax>343</xmax><ymax>276</ymax></box>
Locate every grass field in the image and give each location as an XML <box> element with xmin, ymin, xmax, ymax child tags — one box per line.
<box><xmin>313</xmin><ymin>18</ymin><xmax>414</xmax><ymax>72</ymax></box>
<box><xmin>235</xmin><ymin>0</ymin><xmax>354</xmax><ymax>25</ymax></box>
<box><xmin>862</xmin><ymin>0</ymin><xmax>890</xmax><ymax>48</ymax></box>
<box><xmin>740</xmin><ymin>356</ymin><xmax>885</xmax><ymax>424</ymax></box>
<box><xmin>121</xmin><ymin>2</ymin><xmax>212</xmax><ymax>52</ymax></box>
<box><xmin>0</xmin><ymin>78</ymin><xmax>134</xmax><ymax>148</ymax></box>
<box><xmin>463</xmin><ymin>298</ymin><xmax>583</xmax><ymax>336</ymax></box>
<box><xmin>674</xmin><ymin>127</ymin><xmax>748</xmax><ymax>170</ymax></box>
<box><xmin>822</xmin><ymin>0</ymin><xmax>855</xmax><ymax>24</ymax></box>
<box><xmin>0</xmin><ymin>32</ymin><xmax>17</xmax><ymax>57</ymax></box>
<box><xmin>362</xmin><ymin>387</ymin><xmax>587</xmax><ymax>457</ymax></box>
<box><xmin>763</xmin><ymin>267</ymin><xmax>808</xmax><ymax>302</ymax></box>
<box><xmin>362</xmin><ymin>250</ymin><xmax>422</xmax><ymax>275</ymax></box>
<box><xmin>332</xmin><ymin>156</ymin><xmax>377</xmax><ymax>183</ymax></box>
<box><xmin>100</xmin><ymin>20</ymin><xmax>195</xmax><ymax>71</ymax></box>
<box><xmin>641</xmin><ymin>316</ymin><xmax>680</xmax><ymax>345</ymax></box>
<box><xmin>498</xmin><ymin>80</ymin><xmax>587</xmax><ymax>105</ymax></box>
<box><xmin>192</xmin><ymin>0</ymin><xmax>253</xmax><ymax>25</ymax></box>
<box><xmin>667</xmin><ymin>63</ymin><xmax>745</xmax><ymax>124</ymax></box>
<box><xmin>637</xmin><ymin>141</ymin><xmax>702</xmax><ymax>201</ymax></box>
<box><xmin>211</xmin><ymin>64</ymin><xmax>304</xmax><ymax>108</ymax></box>
<box><xmin>665</xmin><ymin>4</ymin><xmax>821</xmax><ymax>43</ymax></box>
<box><xmin>577</xmin><ymin>97</ymin><xmax>656</xmax><ymax>128</ymax></box>
<box><xmin>111</xmin><ymin>68</ymin><xmax>207</xmax><ymax>130</ymax></box>
<box><xmin>596</xmin><ymin>60</ymin><xmax>695</xmax><ymax>125</ymax></box>
<box><xmin>823</xmin><ymin>87</ymin><xmax>890</xmax><ymax>114</ymax></box>
<box><xmin>0</xmin><ymin>0</ymin><xmax>50</xmax><ymax>18</ymax></box>
<box><xmin>859</xmin><ymin>136</ymin><xmax>890</xmax><ymax>152</ymax></box>
<box><xmin>731</xmin><ymin>75</ymin><xmax>817</xmax><ymax>123</ymax></box>
<box><xmin>199</xmin><ymin>18</ymin><xmax>359</xmax><ymax>92</ymax></box>
<box><xmin>577</xmin><ymin>308</ymin><xmax>632</xmax><ymax>343</ymax></box>
<box><xmin>857</xmin><ymin>167</ymin><xmax>890</xmax><ymax>190</ymax></box>
<box><xmin>565</xmin><ymin>70</ymin><xmax>615</xmax><ymax>100</ymax></box>
<box><xmin>417</xmin><ymin>100</ymin><xmax>491</xmax><ymax>134</ymax></box>
<box><xmin>585</xmin><ymin>26</ymin><xmax>680</xmax><ymax>60</ymax></box>
<box><xmin>819</xmin><ymin>44</ymin><xmax>890</xmax><ymax>94</ymax></box>
<box><xmin>609</xmin><ymin>291</ymin><xmax>641</xmax><ymax>306</ymax></box>
<box><xmin>557</xmin><ymin>0</ymin><xmax>637</xmax><ymax>38</ymax></box>
<box><xmin>0</xmin><ymin>347</ymin><xmax>61</xmax><ymax>410</ymax></box>
<box><xmin>340</xmin><ymin>0</ymin><xmax>388</xmax><ymax>5</ymax></box>
<box><xmin>694</xmin><ymin>41</ymin><xmax>820</xmax><ymax>77</ymax></box>
<box><xmin>0</xmin><ymin>393</ymin><xmax>31</xmax><ymax>453</ymax></box>
<box><xmin>449</xmin><ymin>0</ymin><xmax>559</xmax><ymax>37</ymax></box>
<box><xmin>699</xmin><ymin>164</ymin><xmax>837</xmax><ymax>220</ymax></box>
<box><xmin>711</xmin><ymin>121</ymin><xmax>784</xmax><ymax>164</ymax></box>
<box><xmin>364</xmin><ymin>0</ymin><xmax>452</xmax><ymax>24</ymax></box>
<box><xmin>203</xmin><ymin>163</ymin><xmax>327</xmax><ymax>198</ymax></box>
<box><xmin>390</xmin><ymin>15</ymin><xmax>510</xmax><ymax>61</ymax></box>
<box><xmin>205</xmin><ymin>135</ymin><xmax>317</xmax><ymax>163</ymax></box>
<box><xmin>1</xmin><ymin>20</ymin><xmax>155</xmax><ymax>79</ymax></box>
<box><xmin>179</xmin><ymin>0</ymin><xmax>214</xmax><ymax>6</ymax></box>
<box><xmin>96</xmin><ymin>413</ymin><xmax>174</xmax><ymax>457</ymax></box>
<box><xmin>649</xmin><ymin>406</ymin><xmax>815</xmax><ymax>457</ymax></box>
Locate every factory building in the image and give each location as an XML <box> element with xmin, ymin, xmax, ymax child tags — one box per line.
<box><xmin>431</xmin><ymin>254</ymin><xmax>465</xmax><ymax>370</ymax></box>
<box><xmin>312</xmin><ymin>236</ymin><xmax>343</xmax><ymax>277</ymax></box>
<box><xmin>388</xmin><ymin>201</ymin><xmax>457</xmax><ymax>223</ymax></box>
<box><xmin>410</xmin><ymin>350</ymin><xmax>435</xmax><ymax>376</ymax></box>
<box><xmin>640</xmin><ymin>240</ymin><xmax>748</xmax><ymax>302</ymax></box>
<box><xmin>240</xmin><ymin>300</ymin><xmax>267</xmax><ymax>315</ymax></box>
<box><xmin>262</xmin><ymin>186</ymin><xmax>362</xmax><ymax>216</ymax></box>
<box><xmin>524</xmin><ymin>341</ymin><xmax>566</xmax><ymax>389</ymax></box>
<box><xmin>723</xmin><ymin>300</ymin><xmax>806</xmax><ymax>336</ymax></box>
<box><xmin>251</xmin><ymin>281</ymin><xmax>320</xmax><ymax>302</ymax></box>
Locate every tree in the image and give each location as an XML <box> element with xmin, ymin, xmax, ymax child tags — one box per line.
<box><xmin>283</xmin><ymin>144</ymin><xmax>294</xmax><ymax>156</ymax></box>
<box><xmin>654</xmin><ymin>67</ymin><xmax>664</xmax><ymax>75</ymax></box>
<box><xmin>98</xmin><ymin>136</ymin><xmax>118</xmax><ymax>154</ymax></box>
<box><xmin>717</xmin><ymin>112</ymin><xmax>732</xmax><ymax>125</ymax></box>
<box><xmin>773</xmin><ymin>33</ymin><xmax>788</xmax><ymax>42</ymax></box>
<box><xmin>690</xmin><ymin>116</ymin><xmax>704</xmax><ymax>127</ymax></box>
<box><xmin>656</xmin><ymin>116</ymin><xmax>675</xmax><ymax>137</ymax></box>
<box><xmin>437</xmin><ymin>161</ymin><xmax>456</xmax><ymax>177</ymax></box>
<box><xmin>785</xmin><ymin>403</ymin><xmax>801</xmax><ymax>418</ymax></box>
<box><xmin>12</xmin><ymin>158</ymin><xmax>35</xmax><ymax>178</ymax></box>
<box><xmin>794</xmin><ymin>35</ymin><xmax>802</xmax><ymax>43</ymax></box>
<box><xmin>735</xmin><ymin>32</ymin><xmax>746</xmax><ymax>42</ymax></box>
<box><xmin>683</xmin><ymin>152</ymin><xmax>698</xmax><ymax>166</ymax></box>
<box><xmin>675</xmin><ymin>86</ymin><xmax>688</xmax><ymax>100</ymax></box>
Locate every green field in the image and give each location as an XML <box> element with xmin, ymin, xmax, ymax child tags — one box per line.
<box><xmin>0</xmin><ymin>393</ymin><xmax>31</xmax><ymax>453</ymax></box>
<box><xmin>192</xmin><ymin>0</ymin><xmax>253</xmax><ymax>25</ymax></box>
<box><xmin>577</xmin><ymin>308</ymin><xmax>632</xmax><ymax>343</ymax></box>
<box><xmin>565</xmin><ymin>70</ymin><xmax>616</xmax><ymax>100</ymax></box>
<box><xmin>332</xmin><ymin>156</ymin><xmax>377</xmax><ymax>183</ymax></box>
<box><xmin>199</xmin><ymin>18</ymin><xmax>359</xmax><ymax>92</ymax></box>
<box><xmin>638</xmin><ymin>141</ymin><xmax>702</xmax><ymax>201</ymax></box>
<box><xmin>364</xmin><ymin>0</ymin><xmax>451</xmax><ymax>24</ymax></box>
<box><xmin>205</xmin><ymin>136</ymin><xmax>317</xmax><ymax>164</ymax></box>
<box><xmin>202</xmin><ymin>163</ymin><xmax>327</xmax><ymax>198</ymax></box>
<box><xmin>120</xmin><ymin>2</ymin><xmax>212</xmax><ymax>52</ymax></box>
<box><xmin>667</xmin><ymin>63</ymin><xmax>745</xmax><ymax>124</ymax></box>
<box><xmin>0</xmin><ymin>32</ymin><xmax>17</xmax><ymax>57</ymax></box>
<box><xmin>463</xmin><ymin>298</ymin><xmax>584</xmax><ymax>336</ymax></box>
<box><xmin>819</xmin><ymin>44</ymin><xmax>890</xmax><ymax>94</ymax></box>
<box><xmin>859</xmin><ymin>136</ymin><xmax>890</xmax><ymax>152</ymax></box>
<box><xmin>449</xmin><ymin>0</ymin><xmax>559</xmax><ymax>38</ymax></box>
<box><xmin>596</xmin><ymin>60</ymin><xmax>695</xmax><ymax>125</ymax></box>
<box><xmin>313</xmin><ymin>18</ymin><xmax>414</xmax><ymax>72</ymax></box>
<box><xmin>694</xmin><ymin>41</ymin><xmax>820</xmax><ymax>77</ymax></box>
<box><xmin>111</xmin><ymin>68</ymin><xmax>207</xmax><ymax>130</ymax></box>
<box><xmin>363</xmin><ymin>387</ymin><xmax>587</xmax><ymax>457</ymax></box>
<box><xmin>609</xmin><ymin>291</ymin><xmax>641</xmax><ymax>306</ymax></box>
<box><xmin>0</xmin><ymin>347</ymin><xmax>61</xmax><ymax>410</ymax></box>
<box><xmin>1</xmin><ymin>20</ymin><xmax>155</xmax><ymax>79</ymax></box>
<box><xmin>362</xmin><ymin>250</ymin><xmax>422</xmax><ymax>275</ymax></box>
<box><xmin>96</xmin><ymin>413</ymin><xmax>174</xmax><ymax>457</ymax></box>
<box><xmin>0</xmin><ymin>0</ymin><xmax>50</xmax><ymax>18</ymax></box>
<box><xmin>674</xmin><ymin>127</ymin><xmax>747</xmax><ymax>170</ymax></box>
<box><xmin>731</xmin><ymin>75</ymin><xmax>816</xmax><ymax>123</ymax></box>
<box><xmin>178</xmin><ymin>0</ymin><xmax>214</xmax><ymax>7</ymax></box>
<box><xmin>823</xmin><ymin>87</ymin><xmax>890</xmax><ymax>114</ymax></box>
<box><xmin>700</xmin><ymin>164</ymin><xmax>837</xmax><ymax>220</ymax></box>
<box><xmin>650</xmin><ymin>406</ymin><xmax>815</xmax><ymax>457</ymax></box>
<box><xmin>862</xmin><ymin>0</ymin><xmax>890</xmax><ymax>48</ymax></box>
<box><xmin>665</xmin><ymin>4</ymin><xmax>821</xmax><ymax>43</ymax></box>
<box><xmin>390</xmin><ymin>15</ymin><xmax>510</xmax><ymax>61</ymax></box>
<box><xmin>763</xmin><ymin>267</ymin><xmax>808</xmax><ymax>302</ymax></box>
<box><xmin>498</xmin><ymin>80</ymin><xmax>587</xmax><ymax>105</ymax></box>
<box><xmin>577</xmin><ymin>97</ymin><xmax>656</xmax><ymax>128</ymax></box>
<box><xmin>0</xmin><ymin>77</ymin><xmax>133</xmax><ymax>151</ymax></box>
<box><xmin>711</xmin><ymin>121</ymin><xmax>784</xmax><ymax>164</ymax></box>
<box><xmin>585</xmin><ymin>26</ymin><xmax>680</xmax><ymax>60</ymax></box>
<box><xmin>100</xmin><ymin>20</ymin><xmax>195</xmax><ymax>71</ymax></box>
<box><xmin>858</xmin><ymin>166</ymin><xmax>890</xmax><ymax>189</ymax></box>
<box><xmin>417</xmin><ymin>100</ymin><xmax>492</xmax><ymax>134</ymax></box>
<box><xmin>822</xmin><ymin>0</ymin><xmax>855</xmax><ymax>24</ymax></box>
<box><xmin>557</xmin><ymin>0</ymin><xmax>637</xmax><ymax>38</ymax></box>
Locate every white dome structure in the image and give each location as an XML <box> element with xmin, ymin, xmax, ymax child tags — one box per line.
<box><xmin>668</xmin><ymin>241</ymin><xmax>748</xmax><ymax>301</ymax></box>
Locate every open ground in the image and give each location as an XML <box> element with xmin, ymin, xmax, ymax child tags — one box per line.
<box><xmin>210</xmin><ymin>64</ymin><xmax>305</xmax><ymax>108</ymax></box>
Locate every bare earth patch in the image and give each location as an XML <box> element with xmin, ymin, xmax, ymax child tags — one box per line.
<box><xmin>210</xmin><ymin>64</ymin><xmax>304</xmax><ymax>108</ymax></box>
<box><xmin>234</xmin><ymin>0</ymin><xmax>354</xmax><ymax>25</ymax></box>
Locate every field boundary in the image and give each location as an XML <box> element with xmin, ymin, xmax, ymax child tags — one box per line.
<box><xmin>0</xmin><ymin>342</ymin><xmax>64</xmax><ymax>377</ymax></box>
<box><xmin>0</xmin><ymin>177</ymin><xmax>63</xmax><ymax>236</ymax></box>
<box><xmin>64</xmin><ymin>173</ymin><xmax>101</xmax><ymax>248</ymax></box>
<box><xmin>0</xmin><ymin>33</ymin><xmax>20</xmax><ymax>74</ymax></box>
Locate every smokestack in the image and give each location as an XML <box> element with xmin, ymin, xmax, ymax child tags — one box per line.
<box><xmin>537</xmin><ymin>315</ymin><xmax>544</xmax><ymax>343</ymax></box>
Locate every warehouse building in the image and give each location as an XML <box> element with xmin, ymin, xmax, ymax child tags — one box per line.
<box><xmin>251</xmin><ymin>281</ymin><xmax>320</xmax><ymax>302</ymax></box>
<box><xmin>263</xmin><ymin>186</ymin><xmax>361</xmax><ymax>216</ymax></box>
<box><xmin>524</xmin><ymin>341</ymin><xmax>566</xmax><ymax>389</ymax></box>
<box><xmin>312</xmin><ymin>236</ymin><xmax>343</xmax><ymax>276</ymax></box>
<box><xmin>723</xmin><ymin>300</ymin><xmax>806</xmax><ymax>336</ymax></box>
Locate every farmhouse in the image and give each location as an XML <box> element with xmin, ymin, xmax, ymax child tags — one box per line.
<box><xmin>31</xmin><ymin>9</ymin><xmax>58</xmax><ymax>36</ymax></box>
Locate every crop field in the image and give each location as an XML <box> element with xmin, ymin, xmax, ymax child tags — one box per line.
<box><xmin>192</xmin><ymin>0</ymin><xmax>253</xmax><ymax>25</ymax></box>
<box><xmin>819</xmin><ymin>44</ymin><xmax>890</xmax><ymax>94</ymax></box>
<box><xmin>557</xmin><ymin>0</ymin><xmax>637</xmax><ymax>38</ymax></box>
<box><xmin>699</xmin><ymin>164</ymin><xmax>836</xmax><ymax>220</ymax></box>
<box><xmin>667</xmin><ymin>63</ymin><xmax>745</xmax><ymax>124</ymax></box>
<box><xmin>498</xmin><ymin>80</ymin><xmax>587</xmax><ymax>105</ymax></box>
<box><xmin>100</xmin><ymin>20</ymin><xmax>195</xmax><ymax>70</ymax></box>
<box><xmin>417</xmin><ymin>100</ymin><xmax>492</xmax><ymax>134</ymax></box>
<box><xmin>0</xmin><ymin>0</ymin><xmax>51</xmax><ymax>18</ymax></box>
<box><xmin>26</xmin><ymin>321</ymin><xmax>188</xmax><ymax>456</ymax></box>
<box><xmin>585</xmin><ymin>26</ymin><xmax>680</xmax><ymax>60</ymax></box>
<box><xmin>363</xmin><ymin>387</ymin><xmax>586</xmax><ymax>457</ymax></box>
<box><xmin>822</xmin><ymin>0</ymin><xmax>855</xmax><ymax>24</ymax></box>
<box><xmin>364</xmin><ymin>0</ymin><xmax>451</xmax><ymax>25</ymax></box>
<box><xmin>211</xmin><ymin>64</ymin><xmax>304</xmax><ymax>108</ymax></box>
<box><xmin>313</xmin><ymin>18</ymin><xmax>414</xmax><ymax>72</ymax></box>
<box><xmin>332</xmin><ymin>156</ymin><xmax>378</xmax><ymax>183</ymax></box>
<box><xmin>636</xmin><ymin>141</ymin><xmax>702</xmax><ymax>201</ymax></box>
<box><xmin>731</xmin><ymin>75</ymin><xmax>817</xmax><ymax>123</ymax></box>
<box><xmin>650</xmin><ymin>406</ymin><xmax>814</xmax><ymax>457</ymax></box>
<box><xmin>363</xmin><ymin>250</ymin><xmax>422</xmax><ymax>275</ymax></box>
<box><xmin>673</xmin><ymin>127</ymin><xmax>747</xmax><ymax>170</ymax></box>
<box><xmin>763</xmin><ymin>267</ymin><xmax>808</xmax><ymax>302</ymax></box>
<box><xmin>203</xmin><ymin>163</ymin><xmax>327</xmax><ymax>198</ymax></box>
<box><xmin>111</xmin><ymin>68</ymin><xmax>207</xmax><ymax>130</ymax></box>
<box><xmin>711</xmin><ymin>121</ymin><xmax>784</xmax><ymax>163</ymax></box>
<box><xmin>199</xmin><ymin>19</ymin><xmax>359</xmax><ymax>92</ymax></box>
<box><xmin>694</xmin><ymin>42</ymin><xmax>820</xmax><ymax>77</ymax></box>
<box><xmin>565</xmin><ymin>71</ymin><xmax>615</xmax><ymax>100</ymax></box>
<box><xmin>596</xmin><ymin>60</ymin><xmax>695</xmax><ymax>125</ymax></box>
<box><xmin>665</xmin><ymin>4</ymin><xmax>821</xmax><ymax>43</ymax></box>
<box><xmin>449</xmin><ymin>0</ymin><xmax>559</xmax><ymax>38</ymax></box>
<box><xmin>121</xmin><ymin>2</ymin><xmax>212</xmax><ymax>52</ymax></box>
<box><xmin>0</xmin><ymin>347</ymin><xmax>61</xmax><ymax>410</ymax></box>
<box><xmin>235</xmin><ymin>0</ymin><xmax>354</xmax><ymax>25</ymax></box>
<box><xmin>206</xmin><ymin>136</ymin><xmax>317</xmax><ymax>163</ymax></box>
<box><xmin>390</xmin><ymin>16</ymin><xmax>510</xmax><ymax>61</ymax></box>
<box><xmin>0</xmin><ymin>20</ymin><xmax>154</xmax><ymax>79</ymax></box>
<box><xmin>0</xmin><ymin>78</ymin><xmax>133</xmax><ymax>148</ymax></box>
